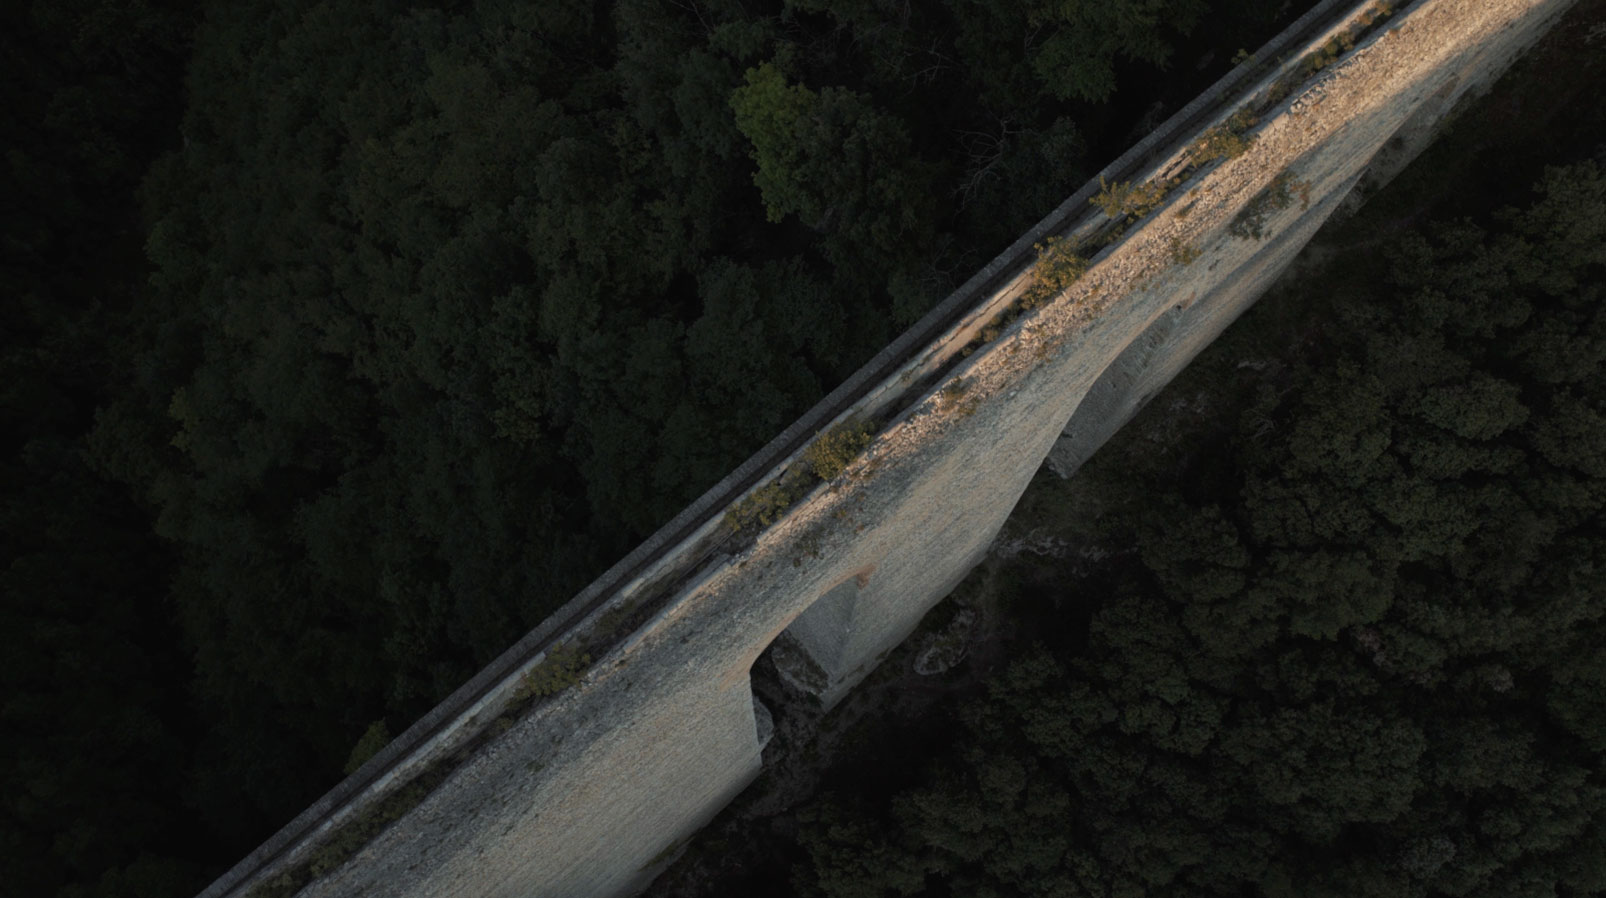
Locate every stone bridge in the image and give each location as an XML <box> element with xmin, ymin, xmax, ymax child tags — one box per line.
<box><xmin>197</xmin><ymin>0</ymin><xmax>1577</xmax><ymax>895</ymax></box>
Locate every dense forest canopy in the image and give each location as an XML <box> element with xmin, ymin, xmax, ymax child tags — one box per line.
<box><xmin>2</xmin><ymin>0</ymin><xmax>1309</xmax><ymax>895</ymax></box>
<box><xmin>784</xmin><ymin>158</ymin><xmax>1606</xmax><ymax>898</ymax></box>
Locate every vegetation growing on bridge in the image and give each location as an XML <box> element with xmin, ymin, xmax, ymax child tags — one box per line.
<box><xmin>1189</xmin><ymin>108</ymin><xmax>1260</xmax><ymax>163</ymax></box>
<box><xmin>246</xmin><ymin>636</ymin><xmax>603</xmax><ymax>898</ymax></box>
<box><xmin>1090</xmin><ymin>175</ymin><xmax>1174</xmax><ymax>221</ymax></box>
<box><xmin>247</xmin><ymin>764</ymin><xmax>451</xmax><ymax>898</ymax></box>
<box><xmin>937</xmin><ymin>378</ymin><xmax>982</xmax><ymax>419</ymax></box>
<box><xmin>1022</xmin><ymin>237</ymin><xmax>1093</xmax><ymax>311</ymax></box>
<box><xmin>725</xmin><ymin>481</ymin><xmax>808</xmax><ymax>535</ymax></box>
<box><xmin>1264</xmin><ymin>0</ymin><xmax>1399</xmax><ymax>108</ymax></box>
<box><xmin>803</xmin><ymin>421</ymin><xmax>876</xmax><ymax>482</ymax></box>
<box><xmin>724</xmin><ymin>418</ymin><xmax>879</xmax><ymax>537</ymax></box>
<box><xmin>1167</xmin><ymin>235</ymin><xmax>1205</xmax><ymax>265</ymax></box>
<box><xmin>952</xmin><ymin>0</ymin><xmax>1402</xmax><ymax>367</ymax></box>
<box><xmin>952</xmin><ymin>235</ymin><xmax>1092</xmax><ymax>365</ymax></box>
<box><xmin>518</xmin><ymin>644</ymin><xmax>593</xmax><ymax>700</ymax></box>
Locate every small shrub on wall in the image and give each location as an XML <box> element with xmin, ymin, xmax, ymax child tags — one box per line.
<box><xmin>724</xmin><ymin>480</ymin><xmax>806</xmax><ymax>534</ymax></box>
<box><xmin>805</xmin><ymin>420</ymin><xmax>875</xmax><ymax>481</ymax></box>
<box><xmin>519</xmin><ymin>643</ymin><xmax>592</xmax><ymax>699</ymax></box>
<box><xmin>1022</xmin><ymin>236</ymin><xmax>1090</xmax><ymax>310</ymax></box>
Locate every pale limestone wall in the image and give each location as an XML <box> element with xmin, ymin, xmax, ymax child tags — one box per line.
<box><xmin>210</xmin><ymin>1</ymin><xmax>1576</xmax><ymax>897</ymax></box>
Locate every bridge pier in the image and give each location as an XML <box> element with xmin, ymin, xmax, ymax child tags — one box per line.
<box><xmin>780</xmin><ymin>531</ymin><xmax>994</xmax><ymax>709</ymax></box>
<box><xmin>1047</xmin><ymin>169</ymin><xmax>1362</xmax><ymax>479</ymax></box>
